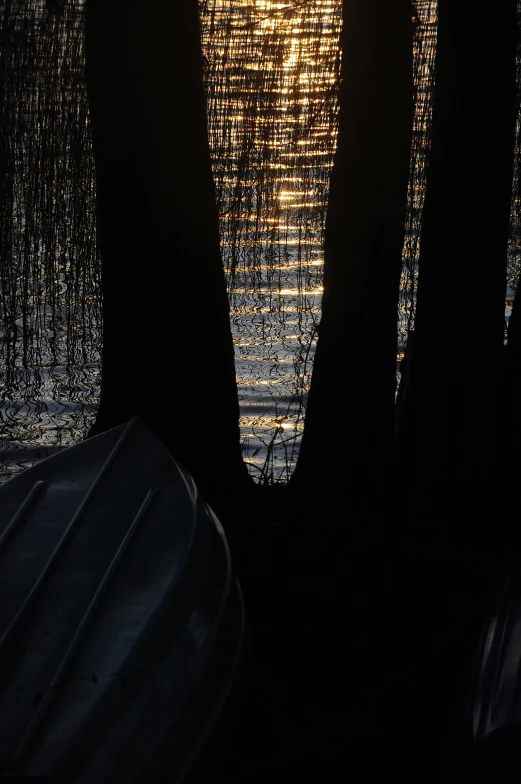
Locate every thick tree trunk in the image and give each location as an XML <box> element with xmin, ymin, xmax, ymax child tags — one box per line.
<box><xmin>85</xmin><ymin>0</ymin><xmax>251</xmax><ymax>509</ymax></box>
<box><xmin>398</xmin><ymin>0</ymin><xmax>517</xmax><ymax>516</ymax></box>
<box><xmin>291</xmin><ymin>0</ymin><xmax>413</xmax><ymax>513</ymax></box>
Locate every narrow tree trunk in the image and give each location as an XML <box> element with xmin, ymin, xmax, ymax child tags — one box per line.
<box><xmin>0</xmin><ymin>1</ymin><xmax>16</xmax><ymax>372</ymax></box>
<box><xmin>504</xmin><ymin>283</ymin><xmax>521</xmax><ymax>510</ymax></box>
<box><xmin>292</xmin><ymin>1</ymin><xmax>413</xmax><ymax>514</ymax></box>
<box><xmin>85</xmin><ymin>0</ymin><xmax>251</xmax><ymax>509</ymax></box>
<box><xmin>398</xmin><ymin>0</ymin><xmax>517</xmax><ymax>516</ymax></box>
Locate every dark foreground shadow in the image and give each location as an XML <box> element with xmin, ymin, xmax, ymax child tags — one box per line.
<box><xmin>208</xmin><ymin>477</ymin><xmax>516</xmax><ymax>784</ymax></box>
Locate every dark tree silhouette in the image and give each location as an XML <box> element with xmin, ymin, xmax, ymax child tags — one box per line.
<box><xmin>85</xmin><ymin>0</ymin><xmax>252</xmax><ymax>510</ymax></box>
<box><xmin>504</xmin><ymin>280</ymin><xmax>521</xmax><ymax>505</ymax></box>
<box><xmin>291</xmin><ymin>0</ymin><xmax>413</xmax><ymax>513</ymax></box>
<box><xmin>398</xmin><ymin>0</ymin><xmax>518</xmax><ymax>517</ymax></box>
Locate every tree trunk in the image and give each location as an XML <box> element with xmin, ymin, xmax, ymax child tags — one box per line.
<box><xmin>0</xmin><ymin>1</ymin><xmax>16</xmax><ymax>373</ymax></box>
<box><xmin>85</xmin><ymin>0</ymin><xmax>252</xmax><ymax>509</ymax></box>
<box><xmin>292</xmin><ymin>0</ymin><xmax>413</xmax><ymax>515</ymax></box>
<box><xmin>504</xmin><ymin>284</ymin><xmax>521</xmax><ymax>519</ymax></box>
<box><xmin>398</xmin><ymin>0</ymin><xmax>517</xmax><ymax>516</ymax></box>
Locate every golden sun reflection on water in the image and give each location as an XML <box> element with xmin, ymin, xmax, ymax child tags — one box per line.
<box><xmin>200</xmin><ymin>0</ymin><xmax>439</xmax><ymax>482</ymax></box>
<box><xmin>0</xmin><ymin>1</ymin><xmax>441</xmax><ymax>487</ymax></box>
<box><xmin>201</xmin><ymin>0</ymin><xmax>341</xmax><ymax>481</ymax></box>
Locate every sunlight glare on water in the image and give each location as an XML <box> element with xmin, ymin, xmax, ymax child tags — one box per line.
<box><xmin>0</xmin><ymin>0</ymin><xmax>443</xmax><ymax>486</ymax></box>
<box><xmin>201</xmin><ymin>0</ymin><xmax>342</xmax><ymax>482</ymax></box>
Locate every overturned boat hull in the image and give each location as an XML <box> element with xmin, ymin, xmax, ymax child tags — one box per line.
<box><xmin>0</xmin><ymin>418</ymin><xmax>248</xmax><ymax>783</ymax></box>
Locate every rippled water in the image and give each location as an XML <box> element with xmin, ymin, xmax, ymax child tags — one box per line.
<box><xmin>201</xmin><ymin>0</ymin><xmax>342</xmax><ymax>480</ymax></box>
<box><xmin>9</xmin><ymin>1</ymin><xmax>515</xmax><ymax>485</ymax></box>
<box><xmin>0</xmin><ymin>0</ymin><xmax>345</xmax><ymax>483</ymax></box>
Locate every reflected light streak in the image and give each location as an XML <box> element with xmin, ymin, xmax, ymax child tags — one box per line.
<box><xmin>201</xmin><ymin>0</ymin><xmax>341</xmax><ymax>481</ymax></box>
